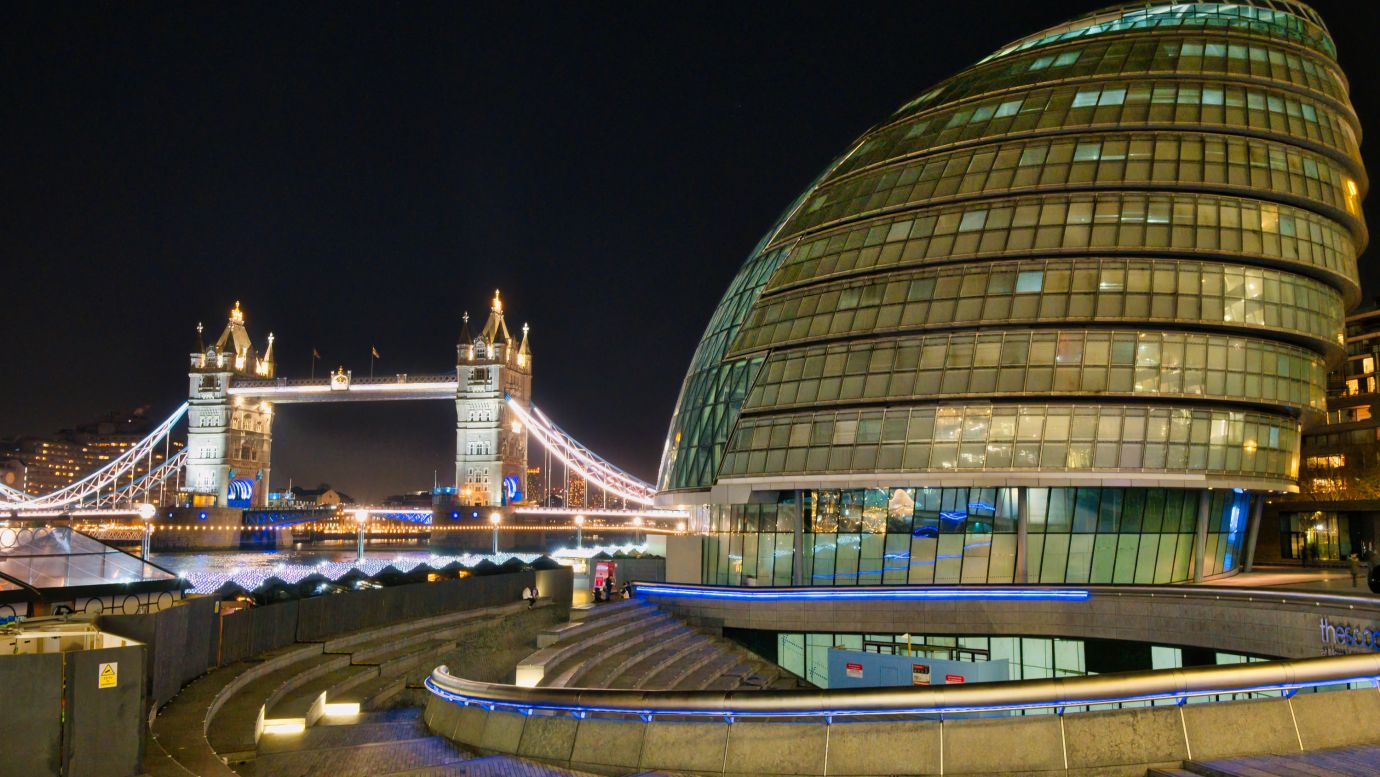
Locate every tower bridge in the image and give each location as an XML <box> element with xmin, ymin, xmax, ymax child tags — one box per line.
<box><xmin>1</xmin><ymin>292</ymin><xmax>671</xmax><ymax>523</ymax></box>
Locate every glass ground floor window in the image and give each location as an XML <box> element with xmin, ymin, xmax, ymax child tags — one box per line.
<box><xmin>701</xmin><ymin>486</ymin><xmax>1252</xmax><ymax>585</ymax></box>
<box><xmin>1279</xmin><ymin>510</ymin><xmax>1351</xmax><ymax>561</ymax></box>
<box><xmin>769</xmin><ymin>631</ymin><xmax>1266</xmax><ymax>689</ymax></box>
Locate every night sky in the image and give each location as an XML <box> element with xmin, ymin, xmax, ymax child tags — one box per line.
<box><xmin>3</xmin><ymin>2</ymin><xmax>1375</xmax><ymax>500</ymax></box>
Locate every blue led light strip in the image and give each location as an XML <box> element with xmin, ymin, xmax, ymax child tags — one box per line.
<box><xmin>424</xmin><ymin>675</ymin><xmax>1380</xmax><ymax>719</ymax></box>
<box><xmin>631</xmin><ymin>584</ymin><xmax>1090</xmax><ymax>602</ymax></box>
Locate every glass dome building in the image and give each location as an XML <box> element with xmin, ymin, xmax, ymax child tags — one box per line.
<box><xmin>656</xmin><ymin>1</ymin><xmax>1367</xmax><ymax>586</ymax></box>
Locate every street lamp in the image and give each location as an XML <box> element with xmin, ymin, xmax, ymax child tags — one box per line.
<box><xmin>574</xmin><ymin>514</ymin><xmax>585</xmax><ymax>549</ymax></box>
<box><xmin>137</xmin><ymin>502</ymin><xmax>156</xmax><ymax>559</ymax></box>
<box><xmin>632</xmin><ymin>516</ymin><xmax>644</xmax><ymax>546</ymax></box>
<box><xmin>353</xmin><ymin>509</ymin><xmax>368</xmax><ymax>563</ymax></box>
<box><xmin>489</xmin><ymin>512</ymin><xmax>502</xmax><ymax>556</ymax></box>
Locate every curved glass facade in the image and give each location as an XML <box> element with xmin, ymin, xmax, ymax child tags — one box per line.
<box><xmin>658</xmin><ymin>1</ymin><xmax>1367</xmax><ymax>585</ymax></box>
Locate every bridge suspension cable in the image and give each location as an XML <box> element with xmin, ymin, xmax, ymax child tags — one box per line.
<box><xmin>506</xmin><ymin>399</ymin><xmax>657</xmax><ymax>506</ymax></box>
<box><xmin>1</xmin><ymin>402</ymin><xmax>189</xmax><ymax>511</ymax></box>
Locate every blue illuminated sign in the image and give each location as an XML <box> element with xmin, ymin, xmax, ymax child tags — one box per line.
<box><xmin>502</xmin><ymin>475</ymin><xmax>522</xmax><ymax>505</ymax></box>
<box><xmin>631</xmin><ymin>584</ymin><xmax>1090</xmax><ymax>602</ymax></box>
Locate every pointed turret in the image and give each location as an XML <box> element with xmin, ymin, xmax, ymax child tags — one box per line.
<box><xmin>459</xmin><ymin>311</ymin><xmax>473</xmax><ymax>344</ymax></box>
<box><xmin>480</xmin><ymin>289</ymin><xmax>513</xmax><ymax>345</ymax></box>
<box><xmin>256</xmin><ymin>332</ymin><xmax>276</xmax><ymax>377</ymax></box>
<box><xmin>517</xmin><ymin>322</ymin><xmax>531</xmax><ymax>368</ymax></box>
<box><xmin>194</xmin><ymin>322</ymin><xmax>205</xmax><ymax>353</ymax></box>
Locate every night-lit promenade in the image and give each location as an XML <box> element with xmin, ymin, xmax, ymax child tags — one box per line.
<box><xmin>4</xmin><ymin>1</ymin><xmax>1380</xmax><ymax>776</ymax></box>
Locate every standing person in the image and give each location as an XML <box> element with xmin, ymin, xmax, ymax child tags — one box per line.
<box><xmin>531</xmin><ymin>584</ymin><xmax>540</xmax><ymax>607</ymax></box>
<box><xmin>603</xmin><ymin>576</ymin><xmax>613</xmax><ymax>602</ymax></box>
<box><xmin>1349</xmin><ymin>552</ymin><xmax>1362</xmax><ymax>588</ymax></box>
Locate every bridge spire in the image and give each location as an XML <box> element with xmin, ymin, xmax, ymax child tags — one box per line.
<box><xmin>480</xmin><ymin>289</ymin><xmax>512</xmax><ymax>345</ymax></box>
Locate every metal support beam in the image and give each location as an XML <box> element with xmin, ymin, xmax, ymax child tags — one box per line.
<box><xmin>1194</xmin><ymin>490</ymin><xmax>1211</xmax><ymax>583</ymax></box>
<box><xmin>1244</xmin><ymin>492</ymin><xmax>1265</xmax><ymax>572</ymax></box>
<box><xmin>792</xmin><ymin>491</ymin><xmax>805</xmax><ymax>586</ymax></box>
<box><xmin>1015</xmin><ymin>486</ymin><xmax>1029</xmax><ymax>584</ymax></box>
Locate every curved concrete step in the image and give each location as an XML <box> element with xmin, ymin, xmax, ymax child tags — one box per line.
<box><xmin>574</xmin><ymin>624</ymin><xmax>697</xmax><ymax>688</ymax></box>
<box><xmin>639</xmin><ymin>641</ymin><xmax>725</xmax><ymax>690</ymax></box>
<box><xmin>266</xmin><ymin>663</ymin><xmax>382</xmax><ymax>726</ymax></box>
<box><xmin>558</xmin><ymin>620</ymin><xmax>693</xmax><ymax>688</ymax></box>
<box><xmin>208</xmin><ymin>652</ymin><xmax>353</xmax><ymax>759</ymax></box>
<box><xmin>613</xmin><ymin>633</ymin><xmax>706</xmax><ymax>688</ymax></box>
<box><xmin>536</xmin><ymin>611</ymin><xmax>673</xmax><ymax>686</ymax></box>
<box><xmin>534</xmin><ymin>600</ymin><xmax>654</xmax><ymax>648</ymax></box>
<box><xmin>676</xmin><ymin>651</ymin><xmax>748</xmax><ymax>691</ymax></box>
<box><xmin>529</xmin><ymin>611</ymin><xmax>673</xmax><ymax>687</ymax></box>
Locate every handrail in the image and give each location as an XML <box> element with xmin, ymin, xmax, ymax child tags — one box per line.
<box><xmin>427</xmin><ymin>651</ymin><xmax>1380</xmax><ymax>718</ymax></box>
<box><xmin>429</xmin><ymin>582</ymin><xmax>1380</xmax><ymax>719</ymax></box>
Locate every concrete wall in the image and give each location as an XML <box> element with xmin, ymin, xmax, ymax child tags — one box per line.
<box><xmin>0</xmin><ymin>645</ymin><xmax>146</xmax><ymax>777</ymax></box>
<box><xmin>665</xmin><ymin>535</ymin><xmax>703</xmax><ymax>583</ymax></box>
<box><xmin>639</xmin><ymin>586</ymin><xmax>1380</xmax><ymax>660</ymax></box>
<box><xmin>97</xmin><ymin>568</ymin><xmax>572</xmax><ymax>713</ymax></box>
<box><xmin>425</xmin><ymin>687</ymin><xmax>1380</xmax><ymax>776</ymax></box>
<box><xmin>97</xmin><ymin>595</ymin><xmax>217</xmax><ymax>711</ymax></box>
<box><xmin>0</xmin><ymin>652</ymin><xmax>63</xmax><ymax>776</ymax></box>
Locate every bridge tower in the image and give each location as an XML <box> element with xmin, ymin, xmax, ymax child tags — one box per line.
<box><xmin>455</xmin><ymin>290</ymin><xmax>531</xmax><ymax>507</ymax></box>
<box><xmin>185</xmin><ymin>302</ymin><xmax>275</xmax><ymax>508</ymax></box>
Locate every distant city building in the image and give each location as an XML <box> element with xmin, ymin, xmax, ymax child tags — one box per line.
<box><xmin>526</xmin><ymin>466</ymin><xmax>546</xmax><ymax>505</ymax></box>
<box><xmin>1</xmin><ymin>407</ymin><xmax>183</xmax><ymax>497</ymax></box>
<box><xmin>383</xmin><ymin>490</ymin><xmax>435</xmax><ymax>508</ymax></box>
<box><xmin>1266</xmin><ymin>308</ymin><xmax>1380</xmax><ymax>562</ymax></box>
<box><xmin>566</xmin><ymin>475</ymin><xmax>586</xmax><ymax>510</ymax></box>
<box><xmin>455</xmin><ymin>291</ymin><xmax>532</xmax><ymax>507</ymax></box>
<box><xmin>267</xmin><ymin>484</ymin><xmax>353</xmax><ymax>508</ymax></box>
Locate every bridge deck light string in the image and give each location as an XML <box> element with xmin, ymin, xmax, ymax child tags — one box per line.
<box><xmin>2</xmin><ymin>403</ymin><xmax>189</xmax><ymax>509</ymax></box>
<box><xmin>507</xmin><ymin>400</ymin><xmax>656</xmax><ymax>505</ymax></box>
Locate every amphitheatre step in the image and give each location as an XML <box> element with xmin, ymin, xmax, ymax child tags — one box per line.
<box><xmin>351</xmin><ymin>637</ymin><xmax>458</xmax><ymax>677</ymax></box>
<box><xmin>378</xmin><ymin>755</ymin><xmax>596</xmax><ymax>776</ymax></box>
<box><xmin>255</xmin><ymin>734</ymin><xmax>470</xmax><ymax>777</ymax></box>
<box><xmin>612</xmin><ymin>633</ymin><xmax>705</xmax><ymax>688</ymax></box>
<box><xmin>637</xmin><ymin>641</ymin><xmax>725</xmax><ymax>689</ymax></box>
<box><xmin>549</xmin><ymin>617</ymin><xmax>689</xmax><ymax>688</ymax></box>
<box><xmin>1182</xmin><ymin>745</ymin><xmax>1380</xmax><ymax>776</ymax></box>
<box><xmin>571</xmin><ymin>623</ymin><xmax>696</xmax><ymax>688</ymax></box>
<box><xmin>536</xmin><ymin>600</ymin><xmax>654</xmax><ymax>647</ymax></box>
<box><xmin>676</xmin><ymin>652</ymin><xmax>749</xmax><ymax>691</ymax></box>
<box><xmin>535</xmin><ymin>612</ymin><xmax>674</xmax><ymax>687</ymax></box>
<box><xmin>318</xmin><ymin>707</ymin><xmax>425</xmax><ymax>728</ymax></box>
<box><xmin>266</xmin><ymin>664</ymin><xmax>382</xmax><ymax>724</ymax></box>
<box><xmin>333</xmin><ymin>671</ymin><xmax>408</xmax><ymax>711</ymax></box>
<box><xmin>207</xmin><ymin>652</ymin><xmax>353</xmax><ymax>760</ymax></box>
<box><xmin>260</xmin><ymin>718</ymin><xmax>431</xmax><ymax>754</ymax></box>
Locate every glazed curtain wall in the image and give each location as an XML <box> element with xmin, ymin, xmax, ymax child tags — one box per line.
<box><xmin>701</xmin><ymin>487</ymin><xmax>1252</xmax><ymax>585</ymax></box>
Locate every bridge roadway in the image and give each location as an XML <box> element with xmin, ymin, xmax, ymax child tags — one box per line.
<box><xmin>228</xmin><ymin>373</ymin><xmax>458</xmax><ymax>403</ymax></box>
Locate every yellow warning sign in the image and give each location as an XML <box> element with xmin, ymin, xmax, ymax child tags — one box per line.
<box><xmin>98</xmin><ymin>662</ymin><xmax>118</xmax><ymax>689</ymax></box>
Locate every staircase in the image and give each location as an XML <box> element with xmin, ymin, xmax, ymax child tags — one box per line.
<box><xmin>518</xmin><ymin>597</ymin><xmax>808</xmax><ymax>691</ymax></box>
<box><xmin>256</xmin><ymin>707</ymin><xmax>594</xmax><ymax>777</ymax></box>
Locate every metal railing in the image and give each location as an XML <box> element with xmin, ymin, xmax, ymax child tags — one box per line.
<box><xmin>427</xmin><ymin>582</ymin><xmax>1380</xmax><ymax>720</ymax></box>
<box><xmin>427</xmin><ymin>652</ymin><xmax>1380</xmax><ymax>719</ymax></box>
